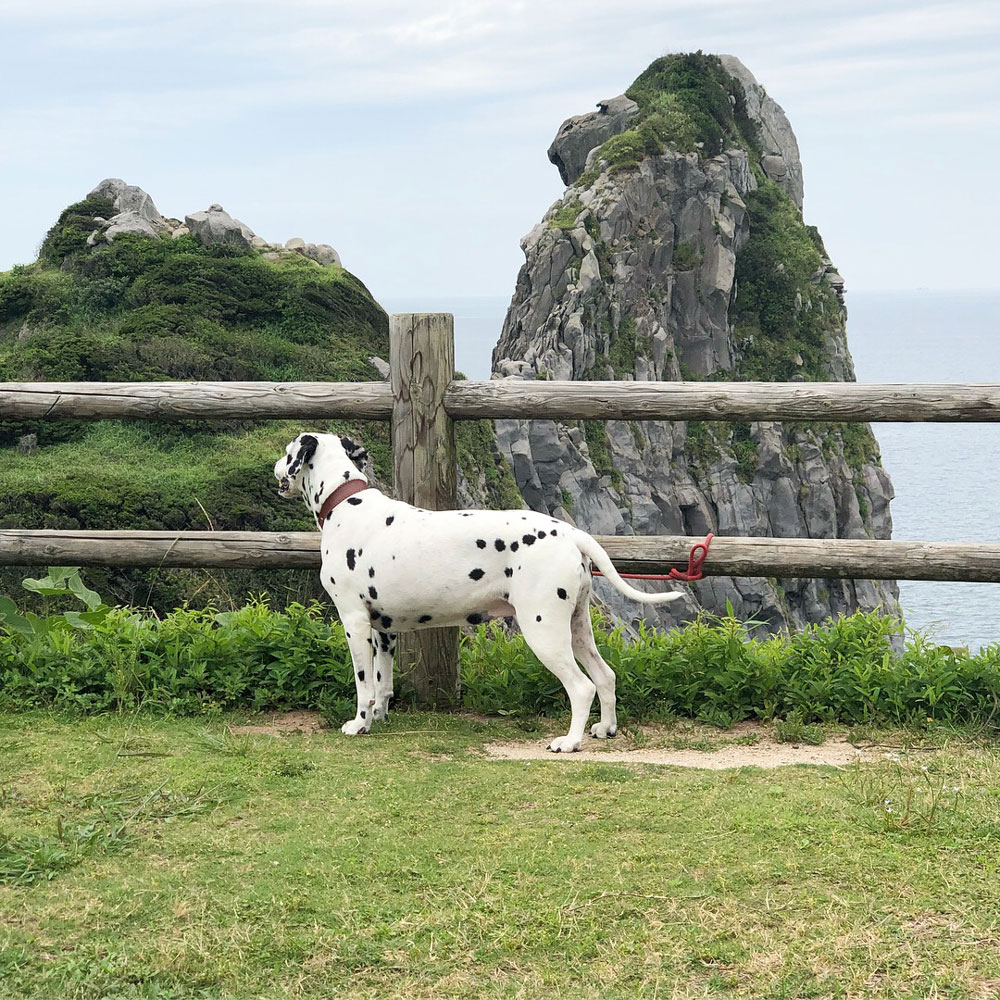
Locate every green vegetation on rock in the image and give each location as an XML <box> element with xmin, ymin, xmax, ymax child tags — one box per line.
<box><xmin>576</xmin><ymin>52</ymin><xmax>761</xmax><ymax>185</ymax></box>
<box><xmin>456</xmin><ymin>417</ymin><xmax>524</xmax><ymax>511</ymax></box>
<box><xmin>731</xmin><ymin>179</ymin><xmax>836</xmax><ymax>382</ymax></box>
<box><xmin>0</xmin><ymin>201</ymin><xmax>391</xmax><ymax>610</ymax></box>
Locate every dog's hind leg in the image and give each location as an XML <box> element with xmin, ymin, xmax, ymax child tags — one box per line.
<box><xmin>372</xmin><ymin>631</ymin><xmax>395</xmax><ymax>722</ymax></box>
<box><xmin>341</xmin><ymin>616</ymin><xmax>377</xmax><ymax>735</ymax></box>
<box><xmin>571</xmin><ymin>596</ymin><xmax>617</xmax><ymax>739</ymax></box>
<box><xmin>518</xmin><ymin>615</ymin><xmax>596</xmax><ymax>753</ymax></box>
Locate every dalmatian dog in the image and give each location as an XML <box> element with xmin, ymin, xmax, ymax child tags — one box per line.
<box><xmin>275</xmin><ymin>432</ymin><xmax>684</xmax><ymax>752</ymax></box>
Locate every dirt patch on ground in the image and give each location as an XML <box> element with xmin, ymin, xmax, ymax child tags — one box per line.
<box><xmin>229</xmin><ymin>711</ymin><xmax>329</xmax><ymax>737</ymax></box>
<box><xmin>485</xmin><ymin>732</ymin><xmax>871</xmax><ymax>770</ymax></box>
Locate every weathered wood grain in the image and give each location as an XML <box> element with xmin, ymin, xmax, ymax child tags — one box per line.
<box><xmin>3</xmin><ymin>530</ymin><xmax>1000</xmax><ymax>582</ymax></box>
<box><xmin>390</xmin><ymin>314</ymin><xmax>460</xmax><ymax>706</ymax></box>
<box><xmin>445</xmin><ymin>380</ymin><xmax>1000</xmax><ymax>422</ymax></box>
<box><xmin>5</xmin><ymin>379</ymin><xmax>1000</xmax><ymax>423</ymax></box>
<box><xmin>0</xmin><ymin>381</ymin><xmax>393</xmax><ymax>420</ymax></box>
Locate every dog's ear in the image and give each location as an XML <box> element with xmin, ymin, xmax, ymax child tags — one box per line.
<box><xmin>288</xmin><ymin>434</ymin><xmax>319</xmax><ymax>477</ymax></box>
<box><xmin>340</xmin><ymin>436</ymin><xmax>368</xmax><ymax>467</ymax></box>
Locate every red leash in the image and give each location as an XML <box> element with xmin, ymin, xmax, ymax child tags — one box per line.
<box><xmin>593</xmin><ymin>532</ymin><xmax>714</xmax><ymax>583</ymax></box>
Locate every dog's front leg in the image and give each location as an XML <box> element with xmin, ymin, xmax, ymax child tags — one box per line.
<box><xmin>372</xmin><ymin>631</ymin><xmax>395</xmax><ymax>722</ymax></box>
<box><xmin>342</xmin><ymin>619</ymin><xmax>377</xmax><ymax>735</ymax></box>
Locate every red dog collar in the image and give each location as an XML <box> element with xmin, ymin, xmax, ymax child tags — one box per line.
<box><xmin>317</xmin><ymin>479</ymin><xmax>369</xmax><ymax>527</ymax></box>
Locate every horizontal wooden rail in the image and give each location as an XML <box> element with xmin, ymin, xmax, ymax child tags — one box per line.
<box><xmin>3</xmin><ymin>380</ymin><xmax>1000</xmax><ymax>423</ymax></box>
<box><xmin>0</xmin><ymin>382</ymin><xmax>393</xmax><ymax>420</ymax></box>
<box><xmin>3</xmin><ymin>531</ymin><xmax>1000</xmax><ymax>582</ymax></box>
<box><xmin>445</xmin><ymin>380</ymin><xmax>1000</xmax><ymax>422</ymax></box>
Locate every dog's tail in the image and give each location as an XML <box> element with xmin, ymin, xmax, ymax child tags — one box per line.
<box><xmin>574</xmin><ymin>531</ymin><xmax>685</xmax><ymax>604</ymax></box>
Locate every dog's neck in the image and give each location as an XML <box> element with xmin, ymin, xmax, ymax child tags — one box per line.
<box><xmin>301</xmin><ymin>457</ymin><xmax>369</xmax><ymax>528</ymax></box>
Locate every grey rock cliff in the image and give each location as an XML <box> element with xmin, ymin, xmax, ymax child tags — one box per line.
<box><xmin>493</xmin><ymin>56</ymin><xmax>897</xmax><ymax>632</ymax></box>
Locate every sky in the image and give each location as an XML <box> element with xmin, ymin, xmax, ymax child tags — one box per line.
<box><xmin>1</xmin><ymin>0</ymin><xmax>998</xmax><ymax>302</ymax></box>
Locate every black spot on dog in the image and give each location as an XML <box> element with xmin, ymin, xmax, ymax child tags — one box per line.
<box><xmin>536</xmin><ymin>615</ymin><xmax>542</xmax><ymax>622</ymax></box>
<box><xmin>467</xmin><ymin>613</ymin><xmax>484</xmax><ymax>625</ymax></box>
<box><xmin>346</xmin><ymin>549</ymin><xmax>356</xmax><ymax>570</ymax></box>
<box><xmin>358</xmin><ymin>670</ymin><xmax>365</xmax><ymax>682</ymax></box>
<box><xmin>557</xmin><ymin>588</ymin><xmax>567</xmax><ymax>599</ymax></box>
<box><xmin>538</xmin><ymin>531</ymin><xmax>546</xmax><ymax>538</ymax></box>
<box><xmin>522</xmin><ymin>534</ymin><xmax>536</xmax><ymax>546</ymax></box>
<box><xmin>345</xmin><ymin>631</ymin><xmax>352</xmax><ymax>639</ymax></box>
<box><xmin>370</xmin><ymin>608</ymin><xmax>380</xmax><ymax>620</ymax></box>
<box><xmin>418</xmin><ymin>614</ymin><xmax>432</xmax><ymax>623</ymax></box>
<box><xmin>551</xmin><ymin>528</ymin><xmax>557</xmax><ymax>536</ymax></box>
<box><xmin>469</xmin><ymin>568</ymin><xmax>485</xmax><ymax>581</ymax></box>
<box><xmin>385</xmin><ymin>516</ymin><xmax>395</xmax><ymax>526</ymax></box>
<box><xmin>510</xmin><ymin>541</ymin><xmax>519</xmax><ymax>552</ymax></box>
<box><xmin>358</xmin><ymin>549</ymin><xmax>363</xmax><ymax>557</ymax></box>
<box><xmin>343</xmin><ymin>470</ymin><xmax>350</xmax><ymax>480</ymax></box>
<box><xmin>476</xmin><ymin>539</ymin><xmax>487</xmax><ymax>549</ymax></box>
<box><xmin>286</xmin><ymin>454</ymin><xmax>292</xmax><ymax>465</ymax></box>
<box><xmin>347</xmin><ymin>496</ymin><xmax>363</xmax><ymax>506</ymax></box>
<box><xmin>380</xmin><ymin>615</ymin><xmax>393</xmax><ymax>629</ymax></box>
<box><xmin>329</xmin><ymin>575</ymin><xmax>336</xmax><ymax>585</ymax></box>
<box><xmin>376</xmin><ymin>671</ymin><xmax>381</xmax><ymax>682</ymax></box>
<box><xmin>495</xmin><ymin>539</ymin><xmax>506</xmax><ymax>551</ymax></box>
<box><xmin>369</xmin><ymin>567</ymin><xmax>375</xmax><ymax>578</ymax></box>
<box><xmin>369</xmin><ymin>586</ymin><xmax>378</xmax><ymax>600</ymax></box>
<box><xmin>360</xmin><ymin>710</ymin><xmax>366</xmax><ymax>720</ymax></box>
<box><xmin>504</xmin><ymin>567</ymin><xmax>513</xmax><ymax>577</ymax></box>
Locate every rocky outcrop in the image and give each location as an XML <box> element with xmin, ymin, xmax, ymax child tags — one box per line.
<box><xmin>78</xmin><ymin>179</ymin><xmax>345</xmax><ymax>266</ymax></box>
<box><xmin>548</xmin><ymin>96</ymin><xmax>638</xmax><ymax>186</ymax></box>
<box><xmin>493</xmin><ymin>54</ymin><xmax>897</xmax><ymax>633</ymax></box>
<box><xmin>185</xmin><ymin>204</ymin><xmax>256</xmax><ymax>250</ymax></box>
<box><xmin>718</xmin><ymin>55</ymin><xmax>803</xmax><ymax>209</ymax></box>
<box><xmin>85</xmin><ymin>178</ymin><xmax>172</xmax><ymax>244</ymax></box>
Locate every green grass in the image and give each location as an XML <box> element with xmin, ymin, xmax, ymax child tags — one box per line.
<box><xmin>1</xmin><ymin>711</ymin><xmax>999</xmax><ymax>998</ymax></box>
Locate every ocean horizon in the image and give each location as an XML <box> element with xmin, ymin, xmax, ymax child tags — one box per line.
<box><xmin>382</xmin><ymin>290</ymin><xmax>1000</xmax><ymax>651</ymax></box>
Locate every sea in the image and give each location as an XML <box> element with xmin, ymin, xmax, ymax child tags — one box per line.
<box><xmin>382</xmin><ymin>292</ymin><xmax>1000</xmax><ymax>651</ymax></box>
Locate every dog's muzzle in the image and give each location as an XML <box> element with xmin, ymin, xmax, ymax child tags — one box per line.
<box><xmin>277</xmin><ymin>477</ymin><xmax>292</xmax><ymax>497</ymax></box>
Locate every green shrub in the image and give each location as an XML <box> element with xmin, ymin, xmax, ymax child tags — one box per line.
<box><xmin>3</xmin><ymin>578</ymin><xmax>997</xmax><ymax>729</ymax></box>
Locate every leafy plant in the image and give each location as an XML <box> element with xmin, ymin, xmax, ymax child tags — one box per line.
<box><xmin>0</xmin><ymin>567</ymin><xmax>110</xmax><ymax>636</ymax></box>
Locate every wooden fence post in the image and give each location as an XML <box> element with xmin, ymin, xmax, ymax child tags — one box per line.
<box><xmin>390</xmin><ymin>313</ymin><xmax>460</xmax><ymax>707</ymax></box>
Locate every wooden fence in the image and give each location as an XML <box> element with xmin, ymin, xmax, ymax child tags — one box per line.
<box><xmin>3</xmin><ymin>313</ymin><xmax>1000</xmax><ymax>703</ymax></box>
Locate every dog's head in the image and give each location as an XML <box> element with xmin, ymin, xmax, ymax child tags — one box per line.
<box><xmin>274</xmin><ymin>433</ymin><xmax>369</xmax><ymax>500</ymax></box>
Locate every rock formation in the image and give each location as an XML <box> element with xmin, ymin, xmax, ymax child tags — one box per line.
<box><xmin>78</xmin><ymin>179</ymin><xmax>344</xmax><ymax>267</ymax></box>
<box><xmin>493</xmin><ymin>53</ymin><xmax>897</xmax><ymax>632</ymax></box>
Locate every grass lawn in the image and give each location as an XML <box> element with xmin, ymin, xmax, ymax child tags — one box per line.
<box><xmin>1</xmin><ymin>711</ymin><xmax>998</xmax><ymax>999</ymax></box>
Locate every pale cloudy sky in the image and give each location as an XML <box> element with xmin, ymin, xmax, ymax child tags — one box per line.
<box><xmin>1</xmin><ymin>0</ymin><xmax>998</xmax><ymax>299</ymax></box>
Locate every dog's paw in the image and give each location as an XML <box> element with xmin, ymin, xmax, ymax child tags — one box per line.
<box><xmin>589</xmin><ymin>722</ymin><xmax>618</xmax><ymax>739</ymax></box>
<box><xmin>547</xmin><ymin>735</ymin><xmax>582</xmax><ymax>753</ymax></box>
<box><xmin>341</xmin><ymin>718</ymin><xmax>370</xmax><ymax>736</ymax></box>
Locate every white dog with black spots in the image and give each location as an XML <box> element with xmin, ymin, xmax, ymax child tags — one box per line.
<box><xmin>275</xmin><ymin>432</ymin><xmax>684</xmax><ymax>752</ymax></box>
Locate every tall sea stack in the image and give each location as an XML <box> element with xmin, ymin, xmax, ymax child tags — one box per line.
<box><xmin>493</xmin><ymin>53</ymin><xmax>897</xmax><ymax>631</ymax></box>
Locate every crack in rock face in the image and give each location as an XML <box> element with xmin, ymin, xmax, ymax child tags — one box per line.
<box><xmin>490</xmin><ymin>53</ymin><xmax>897</xmax><ymax>635</ymax></box>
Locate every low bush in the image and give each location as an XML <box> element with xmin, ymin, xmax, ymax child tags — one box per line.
<box><xmin>1</xmin><ymin>578</ymin><xmax>998</xmax><ymax>727</ymax></box>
